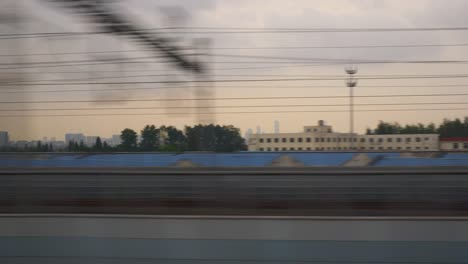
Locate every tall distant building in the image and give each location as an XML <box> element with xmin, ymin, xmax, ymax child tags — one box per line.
<box><xmin>65</xmin><ymin>133</ymin><xmax>85</xmax><ymax>144</ymax></box>
<box><xmin>274</xmin><ymin>120</ymin><xmax>280</xmax><ymax>134</ymax></box>
<box><xmin>111</xmin><ymin>135</ymin><xmax>121</xmax><ymax>146</ymax></box>
<box><xmin>244</xmin><ymin>128</ymin><xmax>253</xmax><ymax>141</ymax></box>
<box><xmin>256</xmin><ymin>126</ymin><xmax>261</xmax><ymax>134</ymax></box>
<box><xmin>0</xmin><ymin>131</ymin><xmax>9</xmax><ymax>147</ymax></box>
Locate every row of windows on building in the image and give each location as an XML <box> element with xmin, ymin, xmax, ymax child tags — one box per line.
<box><xmin>258</xmin><ymin>137</ymin><xmax>432</xmax><ymax>144</ymax></box>
<box><xmin>258</xmin><ymin>146</ymin><xmax>432</xmax><ymax>152</ymax></box>
<box><xmin>452</xmin><ymin>143</ymin><xmax>468</xmax><ymax>149</ymax></box>
<box><xmin>305</xmin><ymin>128</ymin><xmax>332</xmax><ymax>133</ymax></box>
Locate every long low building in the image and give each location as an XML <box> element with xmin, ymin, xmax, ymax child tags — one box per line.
<box><xmin>248</xmin><ymin>120</ymin><xmax>440</xmax><ymax>152</ymax></box>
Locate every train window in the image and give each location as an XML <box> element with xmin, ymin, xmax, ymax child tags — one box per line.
<box><xmin>464</xmin><ymin>143</ymin><xmax>468</xmax><ymax>149</ymax></box>
<box><xmin>453</xmin><ymin>143</ymin><xmax>459</xmax><ymax>149</ymax></box>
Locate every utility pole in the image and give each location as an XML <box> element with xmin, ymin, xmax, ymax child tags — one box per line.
<box><xmin>345</xmin><ymin>66</ymin><xmax>358</xmax><ymax>149</ymax></box>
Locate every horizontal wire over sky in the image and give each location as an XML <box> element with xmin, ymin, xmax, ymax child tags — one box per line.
<box><xmin>4</xmin><ymin>73</ymin><xmax>468</xmax><ymax>85</ymax></box>
<box><xmin>1</xmin><ymin>93</ymin><xmax>468</xmax><ymax>104</ymax></box>
<box><xmin>1</xmin><ymin>102</ymin><xmax>468</xmax><ymax>112</ymax></box>
<box><xmin>2</xmin><ymin>108</ymin><xmax>468</xmax><ymax>118</ymax></box>
<box><xmin>3</xmin><ymin>26</ymin><xmax>468</xmax><ymax>39</ymax></box>
<box><xmin>2</xmin><ymin>84</ymin><xmax>468</xmax><ymax>94</ymax></box>
<box><xmin>2</xmin><ymin>42</ymin><xmax>468</xmax><ymax>57</ymax></box>
<box><xmin>2</xmin><ymin>74</ymin><xmax>468</xmax><ymax>87</ymax></box>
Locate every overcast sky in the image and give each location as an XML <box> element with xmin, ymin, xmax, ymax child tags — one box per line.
<box><xmin>1</xmin><ymin>0</ymin><xmax>468</xmax><ymax>140</ymax></box>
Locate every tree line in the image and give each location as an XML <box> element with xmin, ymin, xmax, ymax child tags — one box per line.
<box><xmin>1</xmin><ymin>124</ymin><xmax>246</xmax><ymax>153</ymax></box>
<box><xmin>367</xmin><ymin>117</ymin><xmax>468</xmax><ymax>137</ymax></box>
<box><xmin>118</xmin><ymin>124</ymin><xmax>246</xmax><ymax>152</ymax></box>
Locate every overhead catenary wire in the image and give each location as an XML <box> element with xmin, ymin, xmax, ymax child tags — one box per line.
<box><xmin>2</xmin><ymin>101</ymin><xmax>468</xmax><ymax>112</ymax></box>
<box><xmin>2</xmin><ymin>59</ymin><xmax>468</xmax><ymax>71</ymax></box>
<box><xmin>1</xmin><ymin>108</ymin><xmax>468</xmax><ymax>118</ymax></box>
<box><xmin>6</xmin><ymin>73</ymin><xmax>468</xmax><ymax>85</ymax></box>
<box><xmin>3</xmin><ymin>42</ymin><xmax>468</xmax><ymax>57</ymax></box>
<box><xmin>3</xmin><ymin>84</ymin><xmax>468</xmax><ymax>94</ymax></box>
<box><xmin>3</xmin><ymin>26</ymin><xmax>468</xmax><ymax>39</ymax></box>
<box><xmin>3</xmin><ymin>83</ymin><xmax>468</xmax><ymax>94</ymax></box>
<box><xmin>2</xmin><ymin>74</ymin><xmax>468</xmax><ymax>86</ymax></box>
<box><xmin>2</xmin><ymin>93</ymin><xmax>468</xmax><ymax>104</ymax></box>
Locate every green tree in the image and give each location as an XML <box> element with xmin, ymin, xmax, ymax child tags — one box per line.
<box><xmin>102</xmin><ymin>141</ymin><xmax>110</xmax><ymax>152</ymax></box>
<box><xmin>140</xmin><ymin>125</ymin><xmax>159</xmax><ymax>151</ymax></box>
<box><xmin>36</xmin><ymin>141</ymin><xmax>43</xmax><ymax>152</ymax></box>
<box><xmin>438</xmin><ymin>118</ymin><xmax>468</xmax><ymax>137</ymax></box>
<box><xmin>120</xmin><ymin>128</ymin><xmax>138</xmax><ymax>151</ymax></box>
<box><xmin>370</xmin><ymin>121</ymin><xmax>437</xmax><ymax>135</ymax></box>
<box><xmin>185</xmin><ymin>124</ymin><xmax>246</xmax><ymax>152</ymax></box>
<box><xmin>79</xmin><ymin>141</ymin><xmax>86</xmax><ymax>152</ymax></box>
<box><xmin>159</xmin><ymin>126</ymin><xmax>187</xmax><ymax>151</ymax></box>
<box><xmin>94</xmin><ymin>137</ymin><xmax>103</xmax><ymax>151</ymax></box>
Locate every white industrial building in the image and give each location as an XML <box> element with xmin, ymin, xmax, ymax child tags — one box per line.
<box><xmin>248</xmin><ymin>121</ymin><xmax>440</xmax><ymax>152</ymax></box>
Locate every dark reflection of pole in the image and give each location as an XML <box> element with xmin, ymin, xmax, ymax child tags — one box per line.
<box><xmin>193</xmin><ymin>38</ymin><xmax>215</xmax><ymax>125</ymax></box>
<box><xmin>193</xmin><ymin>38</ymin><xmax>216</xmax><ymax>153</ymax></box>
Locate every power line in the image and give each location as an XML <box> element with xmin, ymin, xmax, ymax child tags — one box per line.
<box><xmin>2</xmin><ymin>93</ymin><xmax>468</xmax><ymax>104</ymax></box>
<box><xmin>211</xmin><ymin>53</ymin><xmax>468</xmax><ymax>64</ymax></box>
<box><xmin>171</xmin><ymin>26</ymin><xmax>468</xmax><ymax>32</ymax></box>
<box><xmin>1</xmin><ymin>108</ymin><xmax>468</xmax><ymax>118</ymax></box>
<box><xmin>208</xmin><ymin>43</ymin><xmax>468</xmax><ymax>50</ymax></box>
<box><xmin>1</xmin><ymin>101</ymin><xmax>468</xmax><ymax>112</ymax></box>
<box><xmin>2</xmin><ymin>74</ymin><xmax>468</xmax><ymax>86</ymax></box>
<box><xmin>2</xmin><ymin>26</ymin><xmax>468</xmax><ymax>39</ymax></box>
<box><xmin>2</xmin><ymin>43</ymin><xmax>468</xmax><ymax>57</ymax></box>
<box><xmin>0</xmin><ymin>60</ymin><xmax>174</xmax><ymax>70</ymax></box>
<box><xmin>4</xmin><ymin>73</ymin><xmax>468</xmax><ymax>87</ymax></box>
<box><xmin>0</xmin><ymin>56</ymin><xmax>176</xmax><ymax>66</ymax></box>
<box><xmin>1</xmin><ymin>58</ymin><xmax>468</xmax><ymax>70</ymax></box>
<box><xmin>3</xmin><ymin>84</ymin><xmax>468</xmax><ymax>94</ymax></box>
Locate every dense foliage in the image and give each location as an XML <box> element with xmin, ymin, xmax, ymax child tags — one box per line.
<box><xmin>367</xmin><ymin>118</ymin><xmax>468</xmax><ymax>137</ymax></box>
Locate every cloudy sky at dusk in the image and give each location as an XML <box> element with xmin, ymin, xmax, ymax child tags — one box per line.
<box><xmin>1</xmin><ymin>0</ymin><xmax>468</xmax><ymax>140</ymax></box>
